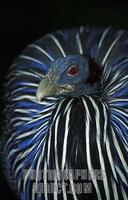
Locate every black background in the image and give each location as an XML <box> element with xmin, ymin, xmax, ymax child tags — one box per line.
<box><xmin>0</xmin><ymin>0</ymin><xmax>128</xmax><ymax>199</ymax></box>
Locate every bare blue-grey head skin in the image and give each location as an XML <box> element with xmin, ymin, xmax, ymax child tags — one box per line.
<box><xmin>36</xmin><ymin>55</ymin><xmax>99</xmax><ymax>101</ymax></box>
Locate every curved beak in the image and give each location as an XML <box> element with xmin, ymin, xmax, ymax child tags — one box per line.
<box><xmin>36</xmin><ymin>75</ymin><xmax>74</xmax><ymax>102</ymax></box>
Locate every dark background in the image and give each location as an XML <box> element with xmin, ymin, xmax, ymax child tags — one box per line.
<box><xmin>0</xmin><ymin>0</ymin><xmax>128</xmax><ymax>199</ymax></box>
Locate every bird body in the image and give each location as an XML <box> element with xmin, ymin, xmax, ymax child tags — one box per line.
<box><xmin>0</xmin><ymin>26</ymin><xmax>128</xmax><ymax>200</ymax></box>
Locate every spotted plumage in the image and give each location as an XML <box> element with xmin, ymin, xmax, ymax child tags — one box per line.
<box><xmin>1</xmin><ymin>26</ymin><xmax>128</xmax><ymax>200</ymax></box>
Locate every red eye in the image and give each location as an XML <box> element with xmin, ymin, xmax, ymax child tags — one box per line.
<box><xmin>67</xmin><ymin>65</ymin><xmax>79</xmax><ymax>76</ymax></box>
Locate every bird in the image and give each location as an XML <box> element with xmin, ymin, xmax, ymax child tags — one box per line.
<box><xmin>0</xmin><ymin>26</ymin><xmax>128</xmax><ymax>200</ymax></box>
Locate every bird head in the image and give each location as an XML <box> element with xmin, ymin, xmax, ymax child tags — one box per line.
<box><xmin>36</xmin><ymin>55</ymin><xmax>100</xmax><ymax>102</ymax></box>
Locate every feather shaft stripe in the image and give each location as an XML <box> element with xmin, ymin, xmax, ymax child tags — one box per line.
<box><xmin>61</xmin><ymin>105</ymin><xmax>72</xmax><ymax>171</ymax></box>
<box><xmin>113</xmin><ymin>114</ymin><xmax>128</xmax><ymax>130</ymax></box>
<box><xmin>43</xmin><ymin>159</ymin><xmax>48</xmax><ymax>200</ymax></box>
<box><xmin>111</xmin><ymin>127</ymin><xmax>128</xmax><ymax>173</ymax></box>
<box><xmin>121</xmin><ymin>186</ymin><xmax>128</xmax><ymax>200</ymax></box>
<box><xmin>46</xmin><ymin>34</ymin><xmax>66</xmax><ymax>57</ymax></box>
<box><xmin>80</xmin><ymin>26</ymin><xmax>84</xmax><ymax>33</ymax></box>
<box><xmin>114</xmin><ymin>58</ymin><xmax>128</xmax><ymax>69</ymax></box>
<box><xmin>115</xmin><ymin>165</ymin><xmax>128</xmax><ymax>186</ymax></box>
<box><xmin>102</xmin><ymin>103</ymin><xmax>108</xmax><ymax>144</ymax></box>
<box><xmin>53</xmin><ymin>172</ymin><xmax>58</xmax><ymax>200</ymax></box>
<box><xmin>54</xmin><ymin>114</ymin><xmax>61</xmax><ymax>179</ymax></box>
<box><xmin>111</xmin><ymin>177</ymin><xmax>119</xmax><ymax>200</ymax></box>
<box><xmin>47</xmin><ymin>99</ymin><xmax>65</xmax><ymax>165</ymax></box>
<box><xmin>102</xmin><ymin>31</ymin><xmax>124</xmax><ymax>66</ymax></box>
<box><xmin>69</xmin><ymin>167</ymin><xmax>78</xmax><ymax>200</ymax></box>
<box><xmin>89</xmin><ymin>97</ymin><xmax>110</xmax><ymax>200</ymax></box>
<box><xmin>106</xmin><ymin>137</ymin><xmax>118</xmax><ymax>181</ymax></box>
<box><xmin>19</xmin><ymin>55</ymin><xmax>45</xmax><ymax>65</ymax></box>
<box><xmin>76</xmin><ymin>33</ymin><xmax>83</xmax><ymax>54</ymax></box>
<box><xmin>108</xmin><ymin>82</ymin><xmax>126</xmax><ymax>95</ymax></box>
<box><xmin>97</xmin><ymin>27</ymin><xmax>111</xmax><ymax>52</ymax></box>
<box><xmin>29</xmin><ymin>44</ymin><xmax>54</xmax><ymax>61</ymax></box>
<box><xmin>35</xmin><ymin>140</ymin><xmax>46</xmax><ymax>185</ymax></box>
<box><xmin>12</xmin><ymin>95</ymin><xmax>36</xmax><ymax>101</ymax></box>
<box><xmin>112</xmin><ymin>121</ymin><xmax>128</xmax><ymax>151</ymax></box>
<box><xmin>82</xmin><ymin>97</ymin><xmax>102</xmax><ymax>200</ymax></box>
<box><xmin>15</xmin><ymin>70</ymin><xmax>41</xmax><ymax>78</ymax></box>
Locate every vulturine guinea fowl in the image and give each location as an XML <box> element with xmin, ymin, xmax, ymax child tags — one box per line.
<box><xmin>0</xmin><ymin>26</ymin><xmax>128</xmax><ymax>200</ymax></box>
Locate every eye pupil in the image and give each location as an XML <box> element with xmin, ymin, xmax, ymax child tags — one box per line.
<box><xmin>68</xmin><ymin>65</ymin><xmax>79</xmax><ymax>76</ymax></box>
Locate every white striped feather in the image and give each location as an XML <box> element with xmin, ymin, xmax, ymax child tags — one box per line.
<box><xmin>61</xmin><ymin>105</ymin><xmax>72</xmax><ymax>171</ymax></box>
<box><xmin>69</xmin><ymin>166</ymin><xmax>78</xmax><ymax>200</ymax></box>
<box><xmin>109</xmin><ymin>98</ymin><xmax>128</xmax><ymax>103</ymax></box>
<box><xmin>46</xmin><ymin>34</ymin><xmax>66</xmax><ymax>57</ymax></box>
<box><xmin>82</xmin><ymin>97</ymin><xmax>102</xmax><ymax>200</ymax></box>
<box><xmin>107</xmin><ymin>81</ymin><xmax>127</xmax><ymax>96</ymax></box>
<box><xmin>102</xmin><ymin>103</ymin><xmax>108</xmax><ymax>144</ymax></box>
<box><xmin>5</xmin><ymin>76</ymin><xmax>16</xmax><ymax>87</ymax></box>
<box><xmin>121</xmin><ymin>185</ymin><xmax>128</xmax><ymax>200</ymax></box>
<box><xmin>43</xmin><ymin>159</ymin><xmax>48</xmax><ymax>200</ymax></box>
<box><xmin>97</xmin><ymin>27</ymin><xmax>111</xmax><ymax>53</ymax></box>
<box><xmin>54</xmin><ymin>114</ymin><xmax>61</xmax><ymax>180</ymax></box>
<box><xmin>53</xmin><ymin>171</ymin><xmax>58</xmax><ymax>200</ymax></box>
<box><xmin>111</xmin><ymin>177</ymin><xmax>119</xmax><ymax>200</ymax></box>
<box><xmin>101</xmin><ymin>30</ymin><xmax>124</xmax><ymax>66</ymax></box>
<box><xmin>35</xmin><ymin>139</ymin><xmax>46</xmax><ymax>185</ymax></box>
<box><xmin>14</xmin><ymin>108</ymin><xmax>38</xmax><ymax>114</ymax></box>
<box><xmin>112</xmin><ymin>114</ymin><xmax>128</xmax><ymax>130</ymax></box>
<box><xmin>101</xmin><ymin>62</ymin><xmax>112</xmax><ymax>84</ymax></box>
<box><xmin>15</xmin><ymin>70</ymin><xmax>42</xmax><ymax>78</ymax></box>
<box><xmin>17</xmin><ymin>135</ymin><xmax>46</xmax><ymax>168</ymax></box>
<box><xmin>112</xmin><ymin>121</ymin><xmax>128</xmax><ymax>151</ymax></box>
<box><xmin>89</xmin><ymin>97</ymin><xmax>110</xmax><ymax>200</ymax></box>
<box><xmin>13</xmin><ymin>145</ymin><xmax>37</xmax><ymax>178</ymax></box>
<box><xmin>76</xmin><ymin>33</ymin><xmax>83</xmax><ymax>55</ymax></box>
<box><xmin>114</xmin><ymin>58</ymin><xmax>128</xmax><ymax>69</ymax></box>
<box><xmin>47</xmin><ymin>99</ymin><xmax>65</xmax><ymax>165</ymax></box>
<box><xmin>104</xmin><ymin>71</ymin><xmax>122</xmax><ymax>91</ymax></box>
<box><xmin>19</xmin><ymin>55</ymin><xmax>45</xmax><ymax>66</ymax></box>
<box><xmin>105</xmin><ymin>136</ymin><xmax>118</xmax><ymax>181</ymax></box>
<box><xmin>12</xmin><ymin>94</ymin><xmax>36</xmax><ymax>102</ymax></box>
<box><xmin>29</xmin><ymin>44</ymin><xmax>54</xmax><ymax>61</ymax></box>
<box><xmin>25</xmin><ymin>111</ymin><xmax>52</xmax><ymax>125</ymax></box>
<box><xmin>111</xmin><ymin>126</ymin><xmax>128</xmax><ymax>173</ymax></box>
<box><xmin>115</xmin><ymin>165</ymin><xmax>128</xmax><ymax>186</ymax></box>
<box><xmin>11</xmin><ymin>87</ymin><xmax>26</xmax><ymax>95</ymax></box>
<box><xmin>80</xmin><ymin>26</ymin><xmax>84</xmax><ymax>33</ymax></box>
<box><xmin>61</xmin><ymin>164</ymin><xmax>68</xmax><ymax>200</ymax></box>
